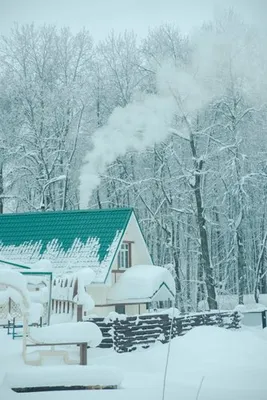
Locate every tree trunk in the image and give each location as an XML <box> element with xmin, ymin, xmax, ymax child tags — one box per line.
<box><xmin>187</xmin><ymin>119</ymin><xmax>217</xmax><ymax>310</ymax></box>
<box><xmin>191</xmin><ymin>147</ymin><xmax>217</xmax><ymax>309</ymax></box>
<box><xmin>190</xmin><ymin>180</ymin><xmax>217</xmax><ymax>308</ymax></box>
<box><xmin>237</xmin><ymin>229</ymin><xmax>245</xmax><ymax>304</ymax></box>
<box><xmin>186</xmin><ymin>235</ymin><xmax>191</xmax><ymax>311</ymax></box>
<box><xmin>196</xmin><ymin>256</ymin><xmax>205</xmax><ymax>309</ymax></box>
<box><xmin>254</xmin><ymin>230</ymin><xmax>267</xmax><ymax>302</ymax></box>
<box><xmin>170</xmin><ymin>219</ymin><xmax>184</xmax><ymax>312</ymax></box>
<box><xmin>173</xmin><ymin>246</ymin><xmax>185</xmax><ymax>313</ymax></box>
<box><xmin>194</xmin><ymin>181</ymin><xmax>217</xmax><ymax>309</ymax></box>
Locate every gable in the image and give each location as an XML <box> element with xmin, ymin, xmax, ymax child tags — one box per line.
<box><xmin>0</xmin><ymin>208</ymin><xmax>132</xmax><ymax>283</ymax></box>
<box><xmin>107</xmin><ymin>212</ymin><xmax>152</xmax><ymax>285</ymax></box>
<box><xmin>120</xmin><ymin>212</ymin><xmax>152</xmax><ymax>265</ymax></box>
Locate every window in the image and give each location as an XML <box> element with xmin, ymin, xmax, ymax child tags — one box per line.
<box><xmin>148</xmin><ymin>300</ymin><xmax>171</xmax><ymax>311</ymax></box>
<box><xmin>117</xmin><ymin>242</ymin><xmax>132</xmax><ymax>269</ymax></box>
<box><xmin>115</xmin><ymin>304</ymin><xmax>125</xmax><ymax>314</ymax></box>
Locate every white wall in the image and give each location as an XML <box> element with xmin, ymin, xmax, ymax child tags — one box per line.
<box><xmin>90</xmin><ymin>305</ymin><xmax>115</xmax><ymax>317</ymax></box>
<box><xmin>86</xmin><ymin>285</ymin><xmax>108</xmax><ymax>305</ymax></box>
<box><xmin>111</xmin><ymin>212</ymin><xmax>152</xmax><ymax>273</ymax></box>
<box><xmin>85</xmin><ymin>212</ymin><xmax>153</xmax><ymax>316</ymax></box>
<box><xmin>152</xmin><ymin>285</ymin><xmax>174</xmax><ymax>302</ymax></box>
<box><xmin>126</xmin><ymin>303</ymin><xmax>147</xmax><ymax>315</ymax></box>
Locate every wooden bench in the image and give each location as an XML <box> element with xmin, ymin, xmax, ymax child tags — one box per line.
<box><xmin>23</xmin><ymin>322</ymin><xmax>102</xmax><ymax>366</ymax></box>
<box><xmin>3</xmin><ymin>365</ymin><xmax>123</xmax><ymax>392</ymax></box>
<box><xmin>26</xmin><ymin>341</ymin><xmax>88</xmax><ymax>365</ymax></box>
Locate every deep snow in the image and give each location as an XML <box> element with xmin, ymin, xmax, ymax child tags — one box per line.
<box><xmin>0</xmin><ymin>325</ymin><xmax>267</xmax><ymax>399</ymax></box>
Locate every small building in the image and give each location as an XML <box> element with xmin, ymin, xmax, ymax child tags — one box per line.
<box><xmin>0</xmin><ymin>208</ymin><xmax>175</xmax><ymax>316</ymax></box>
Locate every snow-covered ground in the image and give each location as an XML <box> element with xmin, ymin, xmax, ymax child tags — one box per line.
<box><xmin>1</xmin><ymin>325</ymin><xmax>267</xmax><ymax>400</ymax></box>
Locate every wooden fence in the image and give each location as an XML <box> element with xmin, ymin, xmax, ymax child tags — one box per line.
<box><xmin>86</xmin><ymin>310</ymin><xmax>241</xmax><ymax>353</ymax></box>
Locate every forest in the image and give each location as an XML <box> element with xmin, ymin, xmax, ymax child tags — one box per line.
<box><xmin>0</xmin><ymin>11</ymin><xmax>266</xmax><ymax>311</ymax></box>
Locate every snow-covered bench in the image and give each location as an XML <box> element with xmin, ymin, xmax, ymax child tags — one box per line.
<box><xmin>23</xmin><ymin>322</ymin><xmax>102</xmax><ymax>366</ymax></box>
<box><xmin>2</xmin><ymin>365</ymin><xmax>123</xmax><ymax>392</ymax></box>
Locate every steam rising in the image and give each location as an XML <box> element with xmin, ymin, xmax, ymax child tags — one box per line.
<box><xmin>80</xmin><ymin>16</ymin><xmax>267</xmax><ymax>208</ymax></box>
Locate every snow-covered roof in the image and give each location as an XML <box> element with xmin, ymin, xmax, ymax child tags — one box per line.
<box><xmin>107</xmin><ymin>265</ymin><xmax>175</xmax><ymax>304</ymax></box>
<box><xmin>0</xmin><ymin>208</ymin><xmax>133</xmax><ymax>283</ymax></box>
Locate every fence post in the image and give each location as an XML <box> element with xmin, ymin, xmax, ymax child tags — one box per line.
<box><xmin>113</xmin><ymin>318</ymin><xmax>119</xmax><ymax>353</ymax></box>
<box><xmin>176</xmin><ymin>318</ymin><xmax>182</xmax><ymax>336</ymax></box>
<box><xmin>80</xmin><ymin>343</ymin><xmax>87</xmax><ymax>365</ymax></box>
<box><xmin>261</xmin><ymin>311</ymin><xmax>266</xmax><ymax>329</ymax></box>
<box><xmin>77</xmin><ymin>305</ymin><xmax>83</xmax><ymax>322</ymax></box>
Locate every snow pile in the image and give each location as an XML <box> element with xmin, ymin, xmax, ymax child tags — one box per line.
<box><xmin>151</xmin><ymin>307</ymin><xmax>181</xmax><ymax>318</ymax></box>
<box><xmin>29</xmin><ymin>321</ymin><xmax>102</xmax><ymax>347</ymax></box>
<box><xmin>108</xmin><ymin>265</ymin><xmax>175</xmax><ymax>303</ymax></box>
<box><xmin>74</xmin><ymin>268</ymin><xmax>95</xmax><ymax>311</ymax></box>
<box><xmin>50</xmin><ymin>313</ymin><xmax>74</xmax><ymax>324</ymax></box>
<box><xmin>53</xmin><ymin>268</ymin><xmax>95</xmax><ymax>312</ymax></box>
<box><xmin>0</xmin><ymin>287</ymin><xmax>21</xmax><ymax>304</ymax></box>
<box><xmin>28</xmin><ymin>303</ymin><xmax>44</xmax><ymax>324</ymax></box>
<box><xmin>29</xmin><ymin>287</ymin><xmax>49</xmax><ymax>304</ymax></box>
<box><xmin>31</xmin><ymin>259</ymin><xmax>53</xmax><ymax>272</ymax></box>
<box><xmin>104</xmin><ymin>312</ymin><xmax>127</xmax><ymax>323</ymax></box>
<box><xmin>235</xmin><ymin>303</ymin><xmax>267</xmax><ymax>313</ymax></box>
<box><xmin>25</xmin><ymin>259</ymin><xmax>52</xmax><ymax>287</ymax></box>
<box><xmin>0</xmin><ymin>270</ymin><xmax>30</xmax><ymax>312</ymax></box>
<box><xmin>3</xmin><ymin>365</ymin><xmax>123</xmax><ymax>389</ymax></box>
<box><xmin>199</xmin><ymin>294</ymin><xmax>267</xmax><ymax>311</ymax></box>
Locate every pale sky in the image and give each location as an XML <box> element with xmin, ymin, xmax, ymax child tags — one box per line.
<box><xmin>0</xmin><ymin>0</ymin><xmax>266</xmax><ymax>41</ymax></box>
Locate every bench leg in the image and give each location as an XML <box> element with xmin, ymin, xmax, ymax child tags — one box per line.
<box><xmin>80</xmin><ymin>343</ymin><xmax>87</xmax><ymax>365</ymax></box>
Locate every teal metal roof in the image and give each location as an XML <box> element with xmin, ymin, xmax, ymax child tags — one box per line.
<box><xmin>0</xmin><ymin>208</ymin><xmax>133</xmax><ymax>282</ymax></box>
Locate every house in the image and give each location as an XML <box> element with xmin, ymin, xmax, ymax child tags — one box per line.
<box><xmin>0</xmin><ymin>208</ymin><xmax>175</xmax><ymax>316</ymax></box>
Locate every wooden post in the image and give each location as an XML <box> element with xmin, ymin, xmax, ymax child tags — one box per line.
<box><xmin>12</xmin><ymin>317</ymin><xmax>15</xmax><ymax>339</ymax></box>
<box><xmin>261</xmin><ymin>311</ymin><xmax>266</xmax><ymax>329</ymax></box>
<box><xmin>77</xmin><ymin>305</ymin><xmax>83</xmax><ymax>322</ymax></box>
<box><xmin>80</xmin><ymin>343</ymin><xmax>87</xmax><ymax>365</ymax></box>
<box><xmin>47</xmin><ymin>274</ymin><xmax>52</xmax><ymax>325</ymax></box>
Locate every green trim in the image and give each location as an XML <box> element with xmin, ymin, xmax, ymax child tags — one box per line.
<box><xmin>21</xmin><ymin>271</ymin><xmax>52</xmax><ymax>277</ymax></box>
<box><xmin>0</xmin><ymin>207</ymin><xmax>133</xmax><ymax>218</ymax></box>
<box><xmin>150</xmin><ymin>281</ymin><xmax>175</xmax><ymax>300</ymax></box>
<box><xmin>0</xmin><ymin>259</ymin><xmax>31</xmax><ymax>270</ymax></box>
<box><xmin>104</xmin><ymin>209</ymin><xmax>133</xmax><ymax>284</ymax></box>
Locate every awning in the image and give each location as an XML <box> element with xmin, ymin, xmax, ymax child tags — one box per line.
<box><xmin>107</xmin><ymin>265</ymin><xmax>175</xmax><ymax>304</ymax></box>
